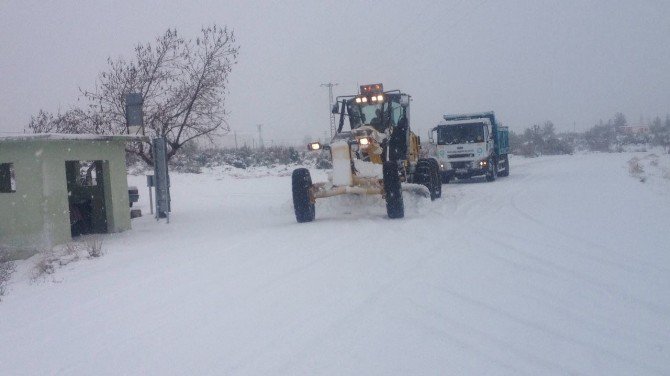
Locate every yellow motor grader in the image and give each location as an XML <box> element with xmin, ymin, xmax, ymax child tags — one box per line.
<box><xmin>292</xmin><ymin>83</ymin><xmax>441</xmax><ymax>222</ymax></box>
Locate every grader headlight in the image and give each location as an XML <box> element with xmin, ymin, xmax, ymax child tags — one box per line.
<box><xmin>358</xmin><ymin>137</ymin><xmax>371</xmax><ymax>147</ymax></box>
<box><xmin>308</xmin><ymin>142</ymin><xmax>322</xmax><ymax>151</ymax></box>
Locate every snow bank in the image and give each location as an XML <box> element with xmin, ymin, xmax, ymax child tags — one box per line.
<box><xmin>0</xmin><ymin>153</ymin><xmax>668</xmax><ymax>375</ymax></box>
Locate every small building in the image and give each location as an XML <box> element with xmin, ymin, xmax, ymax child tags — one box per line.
<box><xmin>618</xmin><ymin>125</ymin><xmax>650</xmax><ymax>135</ymax></box>
<box><xmin>0</xmin><ymin>134</ymin><xmax>144</xmax><ymax>259</ymax></box>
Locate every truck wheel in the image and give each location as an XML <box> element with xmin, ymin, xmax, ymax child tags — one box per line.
<box><xmin>498</xmin><ymin>154</ymin><xmax>510</xmax><ymax>177</ymax></box>
<box><xmin>428</xmin><ymin>159</ymin><xmax>442</xmax><ymax>198</ymax></box>
<box><xmin>383</xmin><ymin>161</ymin><xmax>404</xmax><ymax>218</ymax></box>
<box><xmin>292</xmin><ymin>168</ymin><xmax>315</xmax><ymax>222</ymax></box>
<box><xmin>485</xmin><ymin>158</ymin><xmax>497</xmax><ymax>182</ymax></box>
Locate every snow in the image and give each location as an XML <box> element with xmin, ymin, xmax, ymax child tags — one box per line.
<box><xmin>1</xmin><ymin>152</ymin><xmax>669</xmax><ymax>375</ymax></box>
<box><xmin>331</xmin><ymin>140</ymin><xmax>353</xmax><ymax>186</ymax></box>
<box><xmin>0</xmin><ymin>133</ymin><xmax>146</xmax><ymax>142</ymax></box>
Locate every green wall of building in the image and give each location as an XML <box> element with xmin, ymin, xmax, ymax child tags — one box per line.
<box><xmin>0</xmin><ymin>137</ymin><xmax>133</xmax><ymax>258</ymax></box>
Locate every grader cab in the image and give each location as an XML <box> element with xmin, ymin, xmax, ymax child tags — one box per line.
<box><xmin>291</xmin><ymin>83</ymin><xmax>441</xmax><ymax>222</ymax></box>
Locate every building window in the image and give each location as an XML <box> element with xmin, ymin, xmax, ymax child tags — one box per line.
<box><xmin>0</xmin><ymin>163</ymin><xmax>16</xmax><ymax>193</ymax></box>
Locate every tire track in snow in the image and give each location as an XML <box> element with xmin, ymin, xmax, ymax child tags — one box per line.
<box><xmin>481</xmin><ymin>230</ymin><xmax>669</xmax><ymax>315</ymax></box>
<box><xmin>408</xmin><ymin>295</ymin><xmax>578</xmax><ymax>375</ymax></box>
<box><xmin>432</xmin><ymin>284</ymin><xmax>668</xmax><ymax>375</ymax></box>
<box><xmin>501</xmin><ymin>157</ymin><xmax>665</xmax><ymax>276</ymax></box>
<box><xmin>269</xmin><ymin>236</ymin><xmax>452</xmax><ymax>373</ymax></box>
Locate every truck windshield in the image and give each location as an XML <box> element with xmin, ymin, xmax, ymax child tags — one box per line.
<box><xmin>437</xmin><ymin>123</ymin><xmax>485</xmax><ymax>145</ymax></box>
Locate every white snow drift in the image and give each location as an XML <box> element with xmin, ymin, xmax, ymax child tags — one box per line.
<box><xmin>1</xmin><ymin>152</ymin><xmax>669</xmax><ymax>375</ymax></box>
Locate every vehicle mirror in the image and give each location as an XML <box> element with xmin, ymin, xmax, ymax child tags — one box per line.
<box><xmin>428</xmin><ymin>130</ymin><xmax>434</xmax><ymax>143</ymax></box>
<box><xmin>399</xmin><ymin>95</ymin><xmax>410</xmax><ymax>107</ymax></box>
<box><xmin>331</xmin><ymin>103</ymin><xmax>339</xmax><ymax>114</ymax></box>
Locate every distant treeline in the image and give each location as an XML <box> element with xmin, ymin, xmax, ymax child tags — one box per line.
<box><xmin>129</xmin><ymin>143</ymin><xmax>331</xmax><ymax>173</ymax></box>
<box><xmin>509</xmin><ymin>112</ymin><xmax>670</xmax><ymax>157</ymax></box>
<box><xmin>137</xmin><ymin>112</ymin><xmax>670</xmax><ymax>173</ymax></box>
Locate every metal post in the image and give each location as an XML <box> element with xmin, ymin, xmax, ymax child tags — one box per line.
<box><xmin>147</xmin><ymin>175</ymin><xmax>155</xmax><ymax>215</ymax></box>
<box><xmin>149</xmin><ymin>187</ymin><xmax>154</xmax><ymax>215</ymax></box>
<box><xmin>152</xmin><ymin>138</ymin><xmax>170</xmax><ymax>221</ymax></box>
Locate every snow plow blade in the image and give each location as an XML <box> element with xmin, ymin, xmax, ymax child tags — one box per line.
<box><xmin>401</xmin><ymin>183</ymin><xmax>431</xmax><ymax>198</ymax></box>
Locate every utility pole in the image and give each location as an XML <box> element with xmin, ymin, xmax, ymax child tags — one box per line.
<box><xmin>257</xmin><ymin>124</ymin><xmax>264</xmax><ymax>149</ymax></box>
<box><xmin>321</xmin><ymin>82</ymin><xmax>338</xmax><ymax>140</ymax></box>
<box><xmin>234</xmin><ymin>131</ymin><xmax>238</xmax><ymax>150</ymax></box>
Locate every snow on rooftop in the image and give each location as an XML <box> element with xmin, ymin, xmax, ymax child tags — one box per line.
<box><xmin>0</xmin><ymin>133</ymin><xmax>147</xmax><ymax>142</ymax></box>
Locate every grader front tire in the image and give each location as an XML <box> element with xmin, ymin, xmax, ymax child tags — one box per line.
<box><xmin>292</xmin><ymin>168</ymin><xmax>315</xmax><ymax>223</ymax></box>
<box><xmin>383</xmin><ymin>162</ymin><xmax>404</xmax><ymax>219</ymax></box>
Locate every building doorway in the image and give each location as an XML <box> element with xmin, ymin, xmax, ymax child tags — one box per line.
<box><xmin>65</xmin><ymin>160</ymin><xmax>108</xmax><ymax>237</ymax></box>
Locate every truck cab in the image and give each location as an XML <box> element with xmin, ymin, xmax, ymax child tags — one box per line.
<box><xmin>429</xmin><ymin>112</ymin><xmax>509</xmax><ymax>182</ymax></box>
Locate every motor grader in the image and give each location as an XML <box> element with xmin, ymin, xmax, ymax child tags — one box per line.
<box><xmin>291</xmin><ymin>83</ymin><xmax>441</xmax><ymax>222</ymax></box>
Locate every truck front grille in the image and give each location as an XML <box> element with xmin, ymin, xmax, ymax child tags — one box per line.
<box><xmin>448</xmin><ymin>153</ymin><xmax>474</xmax><ymax>159</ymax></box>
<box><xmin>450</xmin><ymin>161</ymin><xmax>471</xmax><ymax>169</ymax></box>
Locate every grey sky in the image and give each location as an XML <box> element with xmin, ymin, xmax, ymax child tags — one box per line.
<box><xmin>1</xmin><ymin>0</ymin><xmax>669</xmax><ymax>146</ymax></box>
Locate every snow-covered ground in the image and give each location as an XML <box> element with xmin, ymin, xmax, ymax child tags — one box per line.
<box><xmin>1</xmin><ymin>152</ymin><xmax>669</xmax><ymax>375</ymax></box>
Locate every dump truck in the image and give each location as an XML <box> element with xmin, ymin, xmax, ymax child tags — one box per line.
<box><xmin>428</xmin><ymin>111</ymin><xmax>509</xmax><ymax>182</ymax></box>
<box><xmin>292</xmin><ymin>83</ymin><xmax>441</xmax><ymax>222</ymax></box>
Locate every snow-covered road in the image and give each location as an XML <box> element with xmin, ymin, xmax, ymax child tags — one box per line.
<box><xmin>1</xmin><ymin>153</ymin><xmax>669</xmax><ymax>375</ymax></box>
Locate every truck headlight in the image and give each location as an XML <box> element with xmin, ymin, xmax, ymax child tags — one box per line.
<box><xmin>479</xmin><ymin>160</ymin><xmax>488</xmax><ymax>167</ymax></box>
<box><xmin>358</xmin><ymin>137</ymin><xmax>370</xmax><ymax>147</ymax></box>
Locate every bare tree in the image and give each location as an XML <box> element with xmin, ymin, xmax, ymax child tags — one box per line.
<box><xmin>28</xmin><ymin>108</ymin><xmax>89</xmax><ymax>134</ymax></box>
<box><xmin>29</xmin><ymin>26</ymin><xmax>239</xmax><ymax>165</ymax></box>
